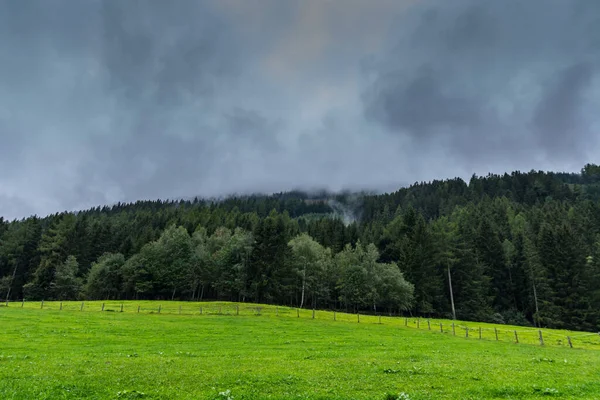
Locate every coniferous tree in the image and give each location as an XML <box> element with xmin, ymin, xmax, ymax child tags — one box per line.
<box><xmin>23</xmin><ymin>214</ymin><xmax>75</xmax><ymax>299</ymax></box>
<box><xmin>383</xmin><ymin>208</ymin><xmax>444</xmax><ymax>314</ymax></box>
<box><xmin>473</xmin><ymin>218</ymin><xmax>510</xmax><ymax>311</ymax></box>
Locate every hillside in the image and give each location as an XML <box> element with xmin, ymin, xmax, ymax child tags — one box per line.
<box><xmin>1</xmin><ymin>164</ymin><xmax>600</xmax><ymax>332</ymax></box>
<box><xmin>1</xmin><ymin>302</ymin><xmax>600</xmax><ymax>399</ymax></box>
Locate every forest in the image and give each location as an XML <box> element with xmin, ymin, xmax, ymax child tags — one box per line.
<box><xmin>1</xmin><ymin>164</ymin><xmax>600</xmax><ymax>332</ymax></box>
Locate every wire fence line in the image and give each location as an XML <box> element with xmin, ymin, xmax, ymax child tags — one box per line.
<box><xmin>2</xmin><ymin>299</ymin><xmax>599</xmax><ymax>350</ymax></box>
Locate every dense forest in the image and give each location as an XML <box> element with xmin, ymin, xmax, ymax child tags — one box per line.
<box><xmin>2</xmin><ymin>164</ymin><xmax>600</xmax><ymax>332</ymax></box>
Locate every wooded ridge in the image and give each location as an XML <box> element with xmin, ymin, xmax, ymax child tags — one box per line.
<box><xmin>1</xmin><ymin>163</ymin><xmax>600</xmax><ymax>332</ymax></box>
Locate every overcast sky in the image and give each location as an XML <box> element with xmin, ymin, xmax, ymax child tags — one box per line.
<box><xmin>1</xmin><ymin>0</ymin><xmax>599</xmax><ymax>220</ymax></box>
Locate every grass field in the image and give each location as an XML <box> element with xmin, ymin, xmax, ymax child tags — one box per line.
<box><xmin>1</xmin><ymin>301</ymin><xmax>600</xmax><ymax>399</ymax></box>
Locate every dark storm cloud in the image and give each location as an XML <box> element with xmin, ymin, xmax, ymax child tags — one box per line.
<box><xmin>533</xmin><ymin>63</ymin><xmax>595</xmax><ymax>156</ymax></box>
<box><xmin>100</xmin><ymin>0</ymin><xmax>237</xmax><ymax>105</ymax></box>
<box><xmin>364</xmin><ymin>0</ymin><xmax>600</xmax><ymax>164</ymax></box>
<box><xmin>366</xmin><ymin>67</ymin><xmax>482</xmax><ymax>137</ymax></box>
<box><xmin>1</xmin><ymin>0</ymin><xmax>599</xmax><ymax>220</ymax></box>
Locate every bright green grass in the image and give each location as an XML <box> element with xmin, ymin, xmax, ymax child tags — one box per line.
<box><xmin>1</xmin><ymin>302</ymin><xmax>600</xmax><ymax>399</ymax></box>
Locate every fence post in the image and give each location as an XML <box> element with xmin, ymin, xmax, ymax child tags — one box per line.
<box><xmin>405</xmin><ymin>318</ymin><xmax>408</xmax><ymax>327</ymax></box>
<box><xmin>101</xmin><ymin>303</ymin><xmax>105</xmax><ymax>311</ymax></box>
<box><xmin>567</xmin><ymin>336</ymin><xmax>573</xmax><ymax>348</ymax></box>
<box><xmin>60</xmin><ymin>302</ymin><xmax>63</xmax><ymax>310</ymax></box>
<box><xmin>495</xmin><ymin>327</ymin><xmax>498</xmax><ymax>341</ymax></box>
<box><xmin>312</xmin><ymin>309</ymin><xmax>315</xmax><ymax>319</ymax></box>
<box><xmin>158</xmin><ymin>305</ymin><xmax>161</xmax><ymax>314</ymax></box>
<box><xmin>138</xmin><ymin>305</ymin><xmax>140</xmax><ymax>314</ymax></box>
<box><xmin>427</xmin><ymin>319</ymin><xmax>431</xmax><ymax>330</ymax></box>
<box><xmin>514</xmin><ymin>330</ymin><xmax>519</xmax><ymax>343</ymax></box>
<box><xmin>440</xmin><ymin>323</ymin><xmax>443</xmax><ymax>333</ymax></box>
<box><xmin>466</xmin><ymin>327</ymin><xmax>469</xmax><ymax>338</ymax></box>
<box><xmin>41</xmin><ymin>300</ymin><xmax>44</xmax><ymax>309</ymax></box>
<box><xmin>357</xmin><ymin>313</ymin><xmax>360</xmax><ymax>323</ymax></box>
<box><xmin>80</xmin><ymin>302</ymin><xmax>84</xmax><ymax>311</ymax></box>
<box><xmin>538</xmin><ymin>330</ymin><xmax>544</xmax><ymax>346</ymax></box>
<box><xmin>121</xmin><ymin>304</ymin><xmax>124</xmax><ymax>313</ymax></box>
<box><xmin>22</xmin><ymin>299</ymin><xmax>25</xmax><ymax>308</ymax></box>
<box><xmin>479</xmin><ymin>327</ymin><xmax>482</xmax><ymax>340</ymax></box>
<box><xmin>379</xmin><ymin>315</ymin><xmax>382</xmax><ymax>324</ymax></box>
<box><xmin>417</xmin><ymin>319</ymin><xmax>420</xmax><ymax>329</ymax></box>
<box><xmin>297</xmin><ymin>308</ymin><xmax>300</xmax><ymax>318</ymax></box>
<box><xmin>200</xmin><ymin>306</ymin><xmax>203</xmax><ymax>315</ymax></box>
<box><xmin>334</xmin><ymin>311</ymin><xmax>336</xmax><ymax>321</ymax></box>
<box><xmin>452</xmin><ymin>322</ymin><xmax>455</xmax><ymax>336</ymax></box>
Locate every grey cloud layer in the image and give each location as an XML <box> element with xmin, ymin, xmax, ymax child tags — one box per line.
<box><xmin>364</xmin><ymin>0</ymin><xmax>600</xmax><ymax>168</ymax></box>
<box><xmin>0</xmin><ymin>0</ymin><xmax>599</xmax><ymax>219</ymax></box>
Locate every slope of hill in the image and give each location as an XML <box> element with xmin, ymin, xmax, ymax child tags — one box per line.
<box><xmin>1</xmin><ymin>302</ymin><xmax>600</xmax><ymax>399</ymax></box>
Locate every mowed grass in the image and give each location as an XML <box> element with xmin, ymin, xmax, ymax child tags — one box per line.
<box><xmin>1</xmin><ymin>302</ymin><xmax>599</xmax><ymax>399</ymax></box>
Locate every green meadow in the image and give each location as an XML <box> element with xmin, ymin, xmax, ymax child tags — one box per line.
<box><xmin>1</xmin><ymin>302</ymin><xmax>600</xmax><ymax>399</ymax></box>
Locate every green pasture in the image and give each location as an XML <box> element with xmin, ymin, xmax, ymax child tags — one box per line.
<box><xmin>1</xmin><ymin>301</ymin><xmax>600</xmax><ymax>399</ymax></box>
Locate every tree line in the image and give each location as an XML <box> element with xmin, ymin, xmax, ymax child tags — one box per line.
<box><xmin>1</xmin><ymin>164</ymin><xmax>600</xmax><ymax>331</ymax></box>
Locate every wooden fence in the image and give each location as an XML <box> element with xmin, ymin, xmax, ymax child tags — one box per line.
<box><xmin>2</xmin><ymin>300</ymin><xmax>599</xmax><ymax>350</ymax></box>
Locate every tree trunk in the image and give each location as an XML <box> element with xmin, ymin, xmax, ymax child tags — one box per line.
<box><xmin>299</xmin><ymin>264</ymin><xmax>306</xmax><ymax>309</ymax></box>
<box><xmin>5</xmin><ymin>263</ymin><xmax>18</xmax><ymax>302</ymax></box>
<box><xmin>448</xmin><ymin>262</ymin><xmax>457</xmax><ymax>320</ymax></box>
<box><xmin>532</xmin><ymin>279</ymin><xmax>540</xmax><ymax>328</ymax></box>
<box><xmin>507</xmin><ymin>264</ymin><xmax>517</xmax><ymax>309</ymax></box>
<box><xmin>171</xmin><ymin>287</ymin><xmax>177</xmax><ymax>301</ymax></box>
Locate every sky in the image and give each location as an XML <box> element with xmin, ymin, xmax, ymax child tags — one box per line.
<box><xmin>1</xmin><ymin>0</ymin><xmax>599</xmax><ymax>220</ymax></box>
